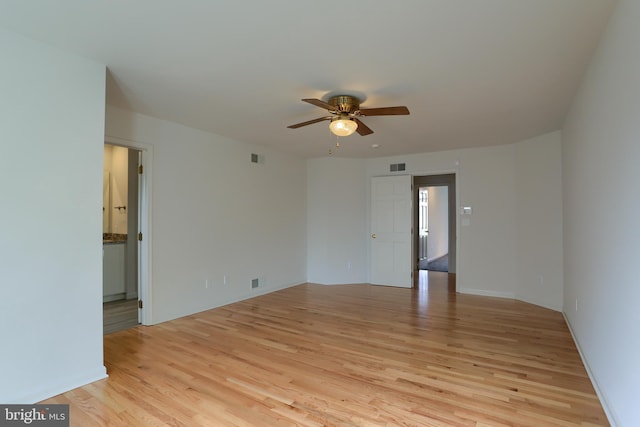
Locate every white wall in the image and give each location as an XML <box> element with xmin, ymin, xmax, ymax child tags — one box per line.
<box><xmin>562</xmin><ymin>0</ymin><xmax>640</xmax><ymax>424</ymax></box>
<box><xmin>515</xmin><ymin>132</ymin><xmax>564</xmax><ymax>311</ymax></box>
<box><xmin>364</xmin><ymin>146</ymin><xmax>520</xmax><ymax>298</ymax></box>
<box><xmin>110</xmin><ymin>145</ymin><xmax>129</xmax><ymax>234</ymax></box>
<box><xmin>105</xmin><ymin>106</ymin><xmax>307</xmax><ymax>324</ymax></box>
<box><xmin>103</xmin><ymin>148</ymin><xmax>112</xmax><ymax>231</ymax></box>
<box><xmin>103</xmin><ymin>144</ymin><xmax>129</xmax><ymax>234</ymax></box>
<box><xmin>448</xmin><ymin>144</ymin><xmax>518</xmax><ymax>298</ymax></box>
<box><xmin>307</xmin><ymin>157</ymin><xmax>367</xmax><ymax>284</ymax></box>
<box><xmin>298</xmin><ymin>134</ymin><xmax>560</xmax><ymax>306</ymax></box>
<box><xmin>426</xmin><ymin>186</ymin><xmax>448</xmax><ymax>261</ymax></box>
<box><xmin>0</xmin><ymin>28</ymin><xmax>107</xmax><ymax>402</ymax></box>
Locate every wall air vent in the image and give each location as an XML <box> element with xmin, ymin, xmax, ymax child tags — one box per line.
<box><xmin>251</xmin><ymin>278</ymin><xmax>259</xmax><ymax>289</ymax></box>
<box><xmin>251</xmin><ymin>153</ymin><xmax>265</xmax><ymax>164</ymax></box>
<box><xmin>390</xmin><ymin>163</ymin><xmax>406</xmax><ymax>172</ymax></box>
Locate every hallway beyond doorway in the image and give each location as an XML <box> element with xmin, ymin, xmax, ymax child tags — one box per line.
<box><xmin>418</xmin><ymin>254</ymin><xmax>449</xmax><ymax>272</ymax></box>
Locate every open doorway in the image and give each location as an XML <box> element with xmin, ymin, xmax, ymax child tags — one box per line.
<box><xmin>103</xmin><ymin>143</ymin><xmax>141</xmax><ymax>334</ymax></box>
<box><xmin>413</xmin><ymin>174</ymin><xmax>456</xmax><ymax>276</ymax></box>
<box><xmin>417</xmin><ymin>186</ymin><xmax>449</xmax><ymax>272</ymax></box>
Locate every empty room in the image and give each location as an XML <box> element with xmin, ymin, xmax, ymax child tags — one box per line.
<box><xmin>1</xmin><ymin>1</ymin><xmax>638</xmax><ymax>426</ymax></box>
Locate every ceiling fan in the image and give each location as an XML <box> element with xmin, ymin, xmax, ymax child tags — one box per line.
<box><xmin>287</xmin><ymin>95</ymin><xmax>410</xmax><ymax>137</ymax></box>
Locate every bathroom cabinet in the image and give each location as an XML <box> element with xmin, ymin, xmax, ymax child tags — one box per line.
<box><xmin>103</xmin><ymin>242</ymin><xmax>126</xmax><ymax>302</ymax></box>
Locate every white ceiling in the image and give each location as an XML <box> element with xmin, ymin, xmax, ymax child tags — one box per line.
<box><xmin>1</xmin><ymin>0</ymin><xmax>616</xmax><ymax>158</ymax></box>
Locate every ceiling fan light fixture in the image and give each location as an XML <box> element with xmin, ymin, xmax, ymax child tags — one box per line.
<box><xmin>329</xmin><ymin>118</ymin><xmax>358</xmax><ymax>137</ymax></box>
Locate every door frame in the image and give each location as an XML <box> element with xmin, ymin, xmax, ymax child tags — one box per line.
<box><xmin>105</xmin><ymin>136</ymin><xmax>153</xmax><ymax>325</ymax></box>
<box><xmin>413</xmin><ymin>174</ymin><xmax>456</xmax><ymax>275</ymax></box>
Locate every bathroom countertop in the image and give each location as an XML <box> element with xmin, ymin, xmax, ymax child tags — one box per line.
<box><xmin>103</xmin><ymin>233</ymin><xmax>128</xmax><ymax>244</ymax></box>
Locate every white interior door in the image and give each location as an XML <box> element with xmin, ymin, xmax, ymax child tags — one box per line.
<box><xmin>370</xmin><ymin>175</ymin><xmax>412</xmax><ymax>288</ymax></box>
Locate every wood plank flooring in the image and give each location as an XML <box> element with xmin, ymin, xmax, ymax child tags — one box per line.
<box><xmin>103</xmin><ymin>299</ymin><xmax>139</xmax><ymax>335</ymax></box>
<box><xmin>43</xmin><ymin>272</ymin><xmax>608</xmax><ymax>426</ymax></box>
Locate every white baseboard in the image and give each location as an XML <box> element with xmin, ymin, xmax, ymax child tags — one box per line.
<box><xmin>516</xmin><ymin>295</ymin><xmax>562</xmax><ymax>312</ymax></box>
<box><xmin>150</xmin><ymin>281</ymin><xmax>306</xmax><ymax>325</ymax></box>
<box><xmin>20</xmin><ymin>366</ymin><xmax>108</xmax><ymax>404</ymax></box>
<box><xmin>103</xmin><ymin>293</ymin><xmax>125</xmax><ymax>303</ymax></box>
<box><xmin>427</xmin><ymin>253</ymin><xmax>448</xmax><ymax>263</ymax></box>
<box><xmin>457</xmin><ymin>287</ymin><xmax>515</xmax><ymax>299</ymax></box>
<box><xmin>562</xmin><ymin>312</ymin><xmax>618</xmax><ymax>426</ymax></box>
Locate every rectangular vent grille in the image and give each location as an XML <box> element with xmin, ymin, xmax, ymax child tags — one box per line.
<box><xmin>251</xmin><ymin>278</ymin><xmax>259</xmax><ymax>289</ymax></box>
<box><xmin>251</xmin><ymin>153</ymin><xmax>266</xmax><ymax>164</ymax></box>
<box><xmin>390</xmin><ymin>163</ymin><xmax>406</xmax><ymax>172</ymax></box>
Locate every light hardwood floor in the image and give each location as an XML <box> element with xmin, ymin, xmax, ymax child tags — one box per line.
<box><xmin>43</xmin><ymin>272</ymin><xmax>608</xmax><ymax>426</ymax></box>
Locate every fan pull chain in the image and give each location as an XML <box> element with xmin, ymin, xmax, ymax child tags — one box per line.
<box><xmin>329</xmin><ymin>133</ymin><xmax>341</xmax><ymax>155</ymax></box>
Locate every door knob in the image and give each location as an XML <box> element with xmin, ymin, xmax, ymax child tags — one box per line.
<box><xmin>371</xmin><ymin>233</ymin><xmax>377</xmax><ymax>238</ymax></box>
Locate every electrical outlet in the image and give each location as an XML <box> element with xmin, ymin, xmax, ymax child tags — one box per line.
<box><xmin>205</xmin><ymin>279</ymin><xmax>209</xmax><ymax>289</ymax></box>
<box><xmin>575</xmin><ymin>299</ymin><xmax>578</xmax><ymax>312</ymax></box>
<box><xmin>223</xmin><ymin>275</ymin><xmax>228</xmax><ymax>285</ymax></box>
<box><xmin>251</xmin><ymin>278</ymin><xmax>259</xmax><ymax>289</ymax></box>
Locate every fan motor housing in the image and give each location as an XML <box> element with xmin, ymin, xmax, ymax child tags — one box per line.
<box><xmin>328</xmin><ymin>95</ymin><xmax>360</xmax><ymax>113</ymax></box>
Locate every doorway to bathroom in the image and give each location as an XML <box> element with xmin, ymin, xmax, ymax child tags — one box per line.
<box><xmin>103</xmin><ymin>143</ymin><xmax>143</xmax><ymax>334</ymax></box>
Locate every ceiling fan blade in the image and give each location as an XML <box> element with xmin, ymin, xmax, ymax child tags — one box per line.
<box><xmin>287</xmin><ymin>116</ymin><xmax>331</xmax><ymax>129</ymax></box>
<box><xmin>354</xmin><ymin>118</ymin><xmax>374</xmax><ymax>136</ymax></box>
<box><xmin>302</xmin><ymin>98</ymin><xmax>336</xmax><ymax>111</ymax></box>
<box><xmin>358</xmin><ymin>106</ymin><xmax>410</xmax><ymax>116</ymax></box>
